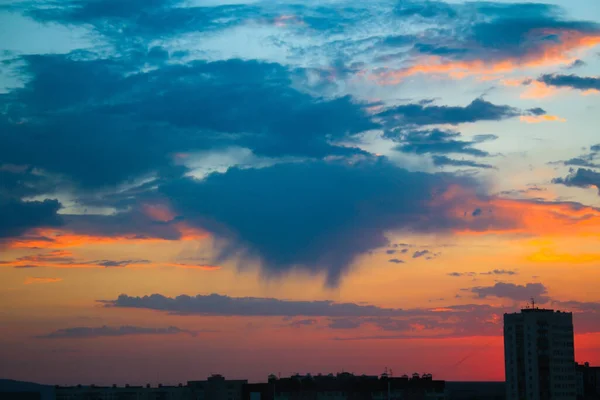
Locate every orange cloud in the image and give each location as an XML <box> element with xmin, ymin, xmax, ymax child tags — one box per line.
<box><xmin>439</xmin><ymin>185</ymin><xmax>600</xmax><ymax>237</ymax></box>
<box><xmin>4</xmin><ymin>229</ymin><xmax>165</xmax><ymax>249</ymax></box>
<box><xmin>519</xmin><ymin>115</ymin><xmax>566</xmax><ymax>123</ymax></box>
<box><xmin>4</xmin><ymin>222</ymin><xmax>207</xmax><ymax>250</ymax></box>
<box><xmin>23</xmin><ymin>277</ymin><xmax>62</xmax><ymax>285</ymax></box>
<box><xmin>520</xmin><ymin>81</ymin><xmax>560</xmax><ymax>99</ymax></box>
<box><xmin>582</xmin><ymin>89</ymin><xmax>600</xmax><ymax>96</ymax></box>
<box><xmin>374</xmin><ymin>30</ymin><xmax>600</xmax><ymax>84</ymax></box>
<box><xmin>143</xmin><ymin>204</ymin><xmax>176</xmax><ymax>222</ymax></box>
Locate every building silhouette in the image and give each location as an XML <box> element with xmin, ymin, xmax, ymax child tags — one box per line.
<box><xmin>52</xmin><ymin>373</ymin><xmax>446</xmax><ymax>400</ymax></box>
<box><xmin>243</xmin><ymin>372</ymin><xmax>446</xmax><ymax>400</ymax></box>
<box><xmin>575</xmin><ymin>362</ymin><xmax>600</xmax><ymax>400</ymax></box>
<box><xmin>188</xmin><ymin>374</ymin><xmax>248</xmax><ymax>400</ymax></box>
<box><xmin>504</xmin><ymin>304</ymin><xmax>576</xmax><ymax>400</ymax></box>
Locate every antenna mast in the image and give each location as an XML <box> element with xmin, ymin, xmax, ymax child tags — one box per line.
<box><xmin>531</xmin><ymin>297</ymin><xmax>535</xmax><ymax>309</ymax></box>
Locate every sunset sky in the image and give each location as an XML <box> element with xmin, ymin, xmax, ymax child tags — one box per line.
<box><xmin>1</xmin><ymin>0</ymin><xmax>600</xmax><ymax>386</ymax></box>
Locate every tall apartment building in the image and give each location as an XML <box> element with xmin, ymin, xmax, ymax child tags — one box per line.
<box><xmin>504</xmin><ymin>306</ymin><xmax>576</xmax><ymax>400</ymax></box>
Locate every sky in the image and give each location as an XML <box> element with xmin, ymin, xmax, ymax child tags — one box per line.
<box><xmin>1</xmin><ymin>0</ymin><xmax>600</xmax><ymax>386</ymax></box>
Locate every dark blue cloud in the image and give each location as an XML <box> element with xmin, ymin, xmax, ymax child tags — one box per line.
<box><xmin>432</xmin><ymin>156</ymin><xmax>494</xmax><ymax>170</ymax></box>
<box><xmin>21</xmin><ymin>0</ymin><xmax>259</xmax><ymax>42</ymax></box>
<box><xmin>388</xmin><ymin>129</ymin><xmax>489</xmax><ymax>156</ymax></box>
<box><xmin>567</xmin><ymin>59</ymin><xmax>586</xmax><ymax>69</ymax></box>
<box><xmin>385</xmin><ymin>128</ymin><xmax>496</xmax><ymax>169</ymax></box>
<box><xmin>552</xmin><ymin>145</ymin><xmax>600</xmax><ymax>169</ymax></box>
<box><xmin>0</xmin><ymin>198</ymin><xmax>62</xmax><ymax>239</ymax></box>
<box><xmin>553</xmin><ymin>168</ymin><xmax>600</xmax><ymax>194</ymax></box>
<box><xmin>394</xmin><ymin>0</ymin><xmax>457</xmax><ymax>19</ymax></box>
<box><xmin>383</xmin><ymin>2</ymin><xmax>600</xmax><ymax>65</ymax></box>
<box><xmin>377</xmin><ymin>98</ymin><xmax>521</xmax><ymax>126</ymax></box>
<box><xmin>159</xmin><ymin>159</ymin><xmax>478</xmax><ymax>286</ymax></box>
<box><xmin>0</xmin><ymin>55</ymin><xmax>376</xmax><ymax>189</ymax></box>
<box><xmin>462</xmin><ymin>4</ymin><xmax>599</xmax><ymax>61</ymax></box>
<box><xmin>539</xmin><ymin>74</ymin><xmax>600</xmax><ymax>92</ymax></box>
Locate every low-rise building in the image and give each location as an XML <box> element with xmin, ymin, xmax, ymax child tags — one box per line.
<box><xmin>243</xmin><ymin>372</ymin><xmax>445</xmax><ymax>400</ymax></box>
<box><xmin>55</xmin><ymin>383</ymin><xmax>191</xmax><ymax>400</ymax></box>
<box><xmin>188</xmin><ymin>374</ymin><xmax>248</xmax><ymax>400</ymax></box>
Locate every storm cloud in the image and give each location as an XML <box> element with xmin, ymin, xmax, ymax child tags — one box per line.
<box><xmin>159</xmin><ymin>159</ymin><xmax>480</xmax><ymax>286</ymax></box>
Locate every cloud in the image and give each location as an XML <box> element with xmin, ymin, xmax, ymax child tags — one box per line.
<box><xmin>102</xmin><ymin>294</ymin><xmax>516</xmax><ymax>337</ymax></box>
<box><xmin>567</xmin><ymin>60</ymin><xmax>586</xmax><ymax>69</ymax></box>
<box><xmin>448</xmin><ymin>270</ymin><xmax>516</xmax><ymax>277</ymax></box>
<box><xmin>105</xmin><ymin>293</ymin><xmax>414</xmax><ymax>317</ymax></box>
<box><xmin>447</xmin><ymin>272</ymin><xmax>476</xmax><ymax>277</ymax></box>
<box><xmin>470</xmin><ymin>282</ymin><xmax>548</xmax><ymax>302</ymax></box>
<box><xmin>0</xmin><ymin>55</ymin><xmax>376</xmax><ymax>189</ymax></box>
<box><xmin>23</xmin><ymin>277</ymin><xmax>62</xmax><ymax>285</ymax></box>
<box><xmin>385</xmin><ymin>128</ymin><xmax>495</xmax><ymax>169</ymax></box>
<box><xmin>159</xmin><ymin>159</ymin><xmax>479</xmax><ymax>286</ymax></box>
<box><xmin>20</xmin><ymin>0</ymin><xmax>259</xmax><ymax>45</ymax></box>
<box><xmin>412</xmin><ymin>250</ymin><xmax>431</xmax><ymax>258</ymax></box>
<box><xmin>377</xmin><ymin>99</ymin><xmax>521</xmax><ymax>126</ymax></box>
<box><xmin>94</xmin><ymin>259</ymin><xmax>151</xmax><ymax>268</ymax></box>
<box><xmin>0</xmin><ymin>197</ymin><xmax>63</xmax><ymax>240</ymax></box>
<box><xmin>480</xmin><ymin>269</ymin><xmax>517</xmax><ymax>276</ymax></box>
<box><xmin>388</xmin><ymin>259</ymin><xmax>405</xmax><ymax>264</ymax></box>
<box><xmin>539</xmin><ymin>74</ymin><xmax>600</xmax><ymax>92</ymax></box>
<box><xmin>519</xmin><ymin>115</ymin><xmax>566</xmax><ymax>124</ymax></box>
<box><xmin>0</xmin><ymin>249</ymin><xmax>153</xmax><ymax>269</ymax></box>
<box><xmin>432</xmin><ymin>155</ymin><xmax>494</xmax><ymax>169</ymax></box>
<box><xmin>376</xmin><ymin>2</ymin><xmax>600</xmax><ymax>82</ymax></box>
<box><xmin>412</xmin><ymin>250</ymin><xmax>440</xmax><ymax>260</ymax></box>
<box><xmin>553</xmin><ymin>168</ymin><xmax>600</xmax><ymax>194</ymax></box>
<box><xmin>37</xmin><ymin>325</ymin><xmax>197</xmax><ymax>339</ymax></box>
<box><xmin>388</xmin><ymin>128</ymin><xmax>490</xmax><ymax>156</ymax></box>
<box><xmin>103</xmin><ymin>292</ymin><xmax>600</xmax><ymax>337</ymax></box>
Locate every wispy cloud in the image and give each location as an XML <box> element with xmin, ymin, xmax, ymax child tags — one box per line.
<box><xmin>37</xmin><ymin>325</ymin><xmax>200</xmax><ymax>339</ymax></box>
